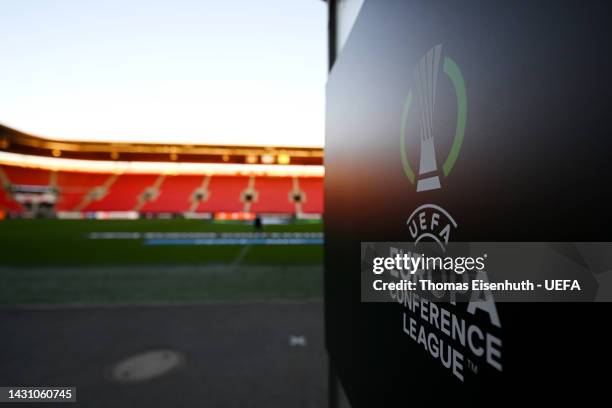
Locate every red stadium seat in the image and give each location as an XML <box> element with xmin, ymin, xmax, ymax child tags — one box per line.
<box><xmin>197</xmin><ymin>176</ymin><xmax>249</xmax><ymax>213</ymax></box>
<box><xmin>55</xmin><ymin>171</ymin><xmax>112</xmax><ymax>211</ymax></box>
<box><xmin>140</xmin><ymin>175</ymin><xmax>205</xmax><ymax>213</ymax></box>
<box><xmin>250</xmin><ymin>177</ymin><xmax>294</xmax><ymax>213</ymax></box>
<box><xmin>0</xmin><ymin>165</ymin><xmax>46</xmax><ymax>212</ymax></box>
<box><xmin>0</xmin><ymin>164</ymin><xmax>323</xmax><ymax>214</ymax></box>
<box><xmin>84</xmin><ymin>174</ymin><xmax>158</xmax><ymax>212</ymax></box>
<box><xmin>299</xmin><ymin>177</ymin><xmax>323</xmax><ymax>214</ymax></box>
<box><xmin>1</xmin><ymin>165</ymin><xmax>50</xmax><ymax>186</ymax></box>
<box><xmin>0</xmin><ymin>190</ymin><xmax>22</xmax><ymax>212</ymax></box>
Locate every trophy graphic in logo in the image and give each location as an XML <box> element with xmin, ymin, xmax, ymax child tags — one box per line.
<box><xmin>414</xmin><ymin>44</ymin><xmax>442</xmax><ymax>192</ymax></box>
<box><xmin>400</xmin><ymin>45</ymin><xmax>467</xmax><ymax>192</ymax></box>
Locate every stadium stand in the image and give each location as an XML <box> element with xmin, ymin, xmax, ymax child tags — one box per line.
<box><xmin>0</xmin><ymin>189</ymin><xmax>21</xmax><ymax>212</ymax></box>
<box><xmin>139</xmin><ymin>175</ymin><xmax>204</xmax><ymax>213</ymax></box>
<box><xmin>250</xmin><ymin>177</ymin><xmax>295</xmax><ymax>214</ymax></box>
<box><xmin>196</xmin><ymin>175</ymin><xmax>249</xmax><ymax>213</ymax></box>
<box><xmin>1</xmin><ymin>165</ymin><xmax>50</xmax><ymax>186</ymax></box>
<box><xmin>83</xmin><ymin>173</ymin><xmax>158</xmax><ymax>212</ymax></box>
<box><xmin>297</xmin><ymin>177</ymin><xmax>323</xmax><ymax>214</ymax></box>
<box><xmin>0</xmin><ymin>164</ymin><xmax>324</xmax><ymax>215</ymax></box>
<box><xmin>55</xmin><ymin>170</ymin><xmax>112</xmax><ymax>212</ymax></box>
<box><xmin>0</xmin><ymin>167</ymin><xmax>16</xmax><ymax>209</ymax></box>
<box><xmin>0</xmin><ymin>123</ymin><xmax>324</xmax><ymax>216</ymax></box>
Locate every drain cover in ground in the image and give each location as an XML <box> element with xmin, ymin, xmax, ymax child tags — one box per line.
<box><xmin>109</xmin><ymin>350</ymin><xmax>184</xmax><ymax>383</ymax></box>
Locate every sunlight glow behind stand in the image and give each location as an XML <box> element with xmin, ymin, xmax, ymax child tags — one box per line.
<box><xmin>0</xmin><ymin>151</ymin><xmax>324</xmax><ymax>177</ymax></box>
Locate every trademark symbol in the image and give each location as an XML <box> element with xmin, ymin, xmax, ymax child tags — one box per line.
<box><xmin>466</xmin><ymin>359</ymin><xmax>479</xmax><ymax>374</ymax></box>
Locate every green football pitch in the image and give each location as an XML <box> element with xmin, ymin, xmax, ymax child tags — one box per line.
<box><xmin>0</xmin><ymin>219</ymin><xmax>323</xmax><ymax>304</ymax></box>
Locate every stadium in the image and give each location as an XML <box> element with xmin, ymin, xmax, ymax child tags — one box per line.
<box><xmin>1</xmin><ymin>131</ymin><xmax>327</xmax><ymax>404</ymax></box>
<box><xmin>0</xmin><ymin>121</ymin><xmax>325</xmax><ymax>298</ymax></box>
<box><xmin>0</xmin><ymin>1</ymin><xmax>329</xmax><ymax>405</ymax></box>
<box><xmin>0</xmin><ymin>124</ymin><xmax>323</xmax><ymax>217</ymax></box>
<box><xmin>4</xmin><ymin>0</ymin><xmax>612</xmax><ymax>406</ymax></box>
<box><xmin>0</xmin><ymin>126</ymin><xmax>328</xmax><ymax>404</ymax></box>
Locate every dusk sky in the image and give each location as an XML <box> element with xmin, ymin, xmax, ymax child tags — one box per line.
<box><xmin>0</xmin><ymin>0</ymin><xmax>326</xmax><ymax>147</ymax></box>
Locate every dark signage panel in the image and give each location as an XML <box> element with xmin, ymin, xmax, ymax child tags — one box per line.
<box><xmin>325</xmin><ymin>0</ymin><xmax>612</xmax><ymax>405</ymax></box>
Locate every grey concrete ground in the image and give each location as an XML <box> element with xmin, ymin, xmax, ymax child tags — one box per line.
<box><xmin>0</xmin><ymin>302</ymin><xmax>326</xmax><ymax>408</ymax></box>
<box><xmin>0</xmin><ymin>264</ymin><xmax>323</xmax><ymax>304</ymax></box>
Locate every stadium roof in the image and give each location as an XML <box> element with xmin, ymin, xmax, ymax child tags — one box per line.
<box><xmin>0</xmin><ymin>123</ymin><xmax>323</xmax><ymax>167</ymax></box>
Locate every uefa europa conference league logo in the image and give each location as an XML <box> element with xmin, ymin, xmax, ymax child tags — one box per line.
<box><xmin>400</xmin><ymin>44</ymin><xmax>466</xmax><ymax>247</ymax></box>
<box><xmin>400</xmin><ymin>44</ymin><xmax>467</xmax><ymax>194</ymax></box>
<box><xmin>395</xmin><ymin>45</ymin><xmax>503</xmax><ymax>382</ymax></box>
